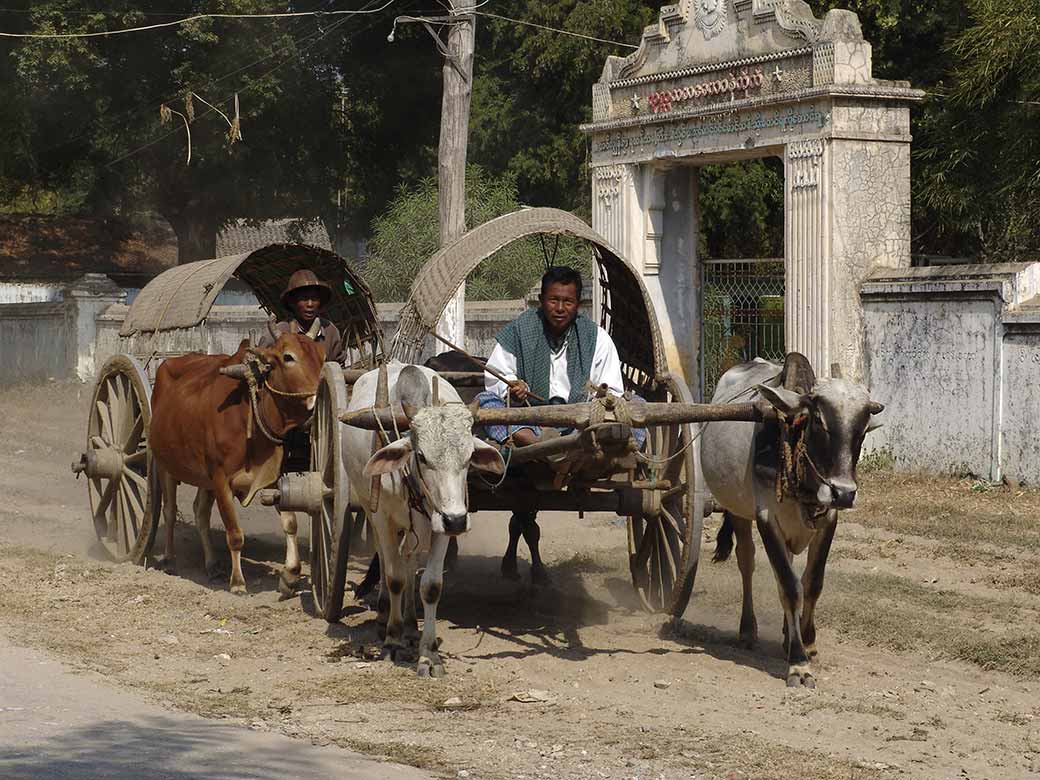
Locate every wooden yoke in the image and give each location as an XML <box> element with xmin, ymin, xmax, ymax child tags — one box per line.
<box><xmin>340</xmin><ymin>395</ymin><xmax>774</xmax><ymax>431</ymax></box>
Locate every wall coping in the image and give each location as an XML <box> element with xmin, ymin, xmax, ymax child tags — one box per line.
<box><xmin>862</xmin><ymin>262</ymin><xmax>1040</xmax><ymax>306</ymax></box>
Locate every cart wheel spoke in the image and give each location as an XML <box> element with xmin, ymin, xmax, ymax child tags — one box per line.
<box><xmin>86</xmin><ymin>356</ymin><xmax>156</xmax><ymax>565</ymax></box>
<box><xmin>96</xmin><ymin>400</ymin><xmax>114</xmax><ymax>444</ymax></box>
<box><xmin>124</xmin><ymin>449</ymin><xmax>147</xmax><ymax>467</ymax></box>
<box><xmin>626</xmin><ymin>377</ymin><xmax>699</xmax><ymax>615</ymax></box>
<box><xmin>123</xmin><ymin>414</ymin><xmax>144</xmax><ymax>454</ymax></box>
<box><xmin>94</xmin><ymin>479</ymin><xmax>117</xmax><ymax>526</ymax></box>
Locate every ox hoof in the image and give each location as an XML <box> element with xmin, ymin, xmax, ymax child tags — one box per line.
<box><xmin>230</xmin><ymin>582</ymin><xmax>248</xmax><ymax>596</ymax></box>
<box><xmin>530</xmin><ymin>564</ymin><xmax>552</xmax><ymax>587</ymax></box>
<box><xmin>277</xmin><ymin>572</ymin><xmax>300</xmax><ymax>601</ymax></box>
<box><xmin>383</xmin><ymin>643</ymin><xmax>416</xmax><ymax>663</ymax></box>
<box><xmin>155</xmin><ymin>556</ymin><xmax>177</xmax><ymax>575</ymax></box>
<box><xmin>417</xmin><ymin>659</ymin><xmax>446</xmax><ymax>678</ymax></box>
<box><xmin>739</xmin><ymin>636</ymin><xmax>757</xmax><ymax>651</ymax></box>
<box><xmin>500</xmin><ymin>557</ymin><xmax>521</xmax><ymax>581</ymax></box>
<box><xmin>786</xmin><ymin>668</ymin><xmax>816</xmax><ymax>689</ymax></box>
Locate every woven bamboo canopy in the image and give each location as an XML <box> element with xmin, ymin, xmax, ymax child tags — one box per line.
<box><xmin>119</xmin><ymin>243</ymin><xmax>383</xmax><ymax>357</ymax></box>
<box><xmin>390</xmin><ymin>208</ymin><xmax>667</xmax><ymax>391</ymax></box>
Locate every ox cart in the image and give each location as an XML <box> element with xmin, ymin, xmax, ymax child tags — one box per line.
<box><xmin>70</xmin><ymin>243</ymin><xmax>384</xmax><ymax>569</ymax></box>
<box><xmin>262</xmin><ymin>209</ymin><xmax>769</xmax><ymax>621</ymax></box>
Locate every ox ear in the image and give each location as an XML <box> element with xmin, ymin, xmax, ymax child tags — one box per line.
<box><xmin>470</xmin><ymin>437</ymin><xmax>506</xmax><ymax>475</ymax></box>
<box><xmin>865</xmin><ymin>400</ymin><xmax>884</xmax><ymax>434</ymax></box>
<box><xmin>754</xmin><ymin>384</ymin><xmax>807</xmax><ymax>415</ymax></box>
<box><xmin>363</xmin><ymin>438</ymin><xmax>414</xmax><ymax>477</ymax></box>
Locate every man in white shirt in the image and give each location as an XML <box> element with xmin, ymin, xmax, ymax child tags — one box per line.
<box><xmin>477</xmin><ymin>266</ymin><xmax>628</xmax><ymax>583</ymax></box>
<box><xmin>481</xmin><ymin>266</ymin><xmax>625</xmax><ymax>446</ymax></box>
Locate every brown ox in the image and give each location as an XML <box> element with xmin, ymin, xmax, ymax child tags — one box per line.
<box><xmin>150</xmin><ymin>329</ymin><xmax>325</xmax><ymax>593</ymax></box>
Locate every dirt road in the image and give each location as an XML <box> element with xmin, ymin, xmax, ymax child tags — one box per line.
<box><xmin>0</xmin><ymin>636</ymin><xmax>430</xmax><ymax>780</ymax></box>
<box><xmin>2</xmin><ymin>382</ymin><xmax>1039</xmax><ymax>779</ymax></box>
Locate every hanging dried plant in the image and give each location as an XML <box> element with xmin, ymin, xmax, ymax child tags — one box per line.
<box><xmin>184</xmin><ymin>91</ymin><xmax>195</xmax><ymax>123</ymax></box>
<box><xmin>159</xmin><ymin>103</ymin><xmax>171</xmax><ymax>124</ymax></box>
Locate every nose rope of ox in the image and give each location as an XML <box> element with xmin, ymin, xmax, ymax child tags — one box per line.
<box><xmin>774</xmin><ymin>399</ymin><xmax>883</xmax><ymax>512</ymax></box>
<box><xmin>217</xmin><ymin>356</ymin><xmax>315</xmax><ymax>445</ymax></box>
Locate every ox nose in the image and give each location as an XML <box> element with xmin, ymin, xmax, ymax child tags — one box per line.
<box><xmin>831</xmin><ymin>484</ymin><xmax>857</xmax><ymax>509</ymax></box>
<box><xmin>441</xmin><ymin>513</ymin><xmax>469</xmax><ymax>536</ymax></box>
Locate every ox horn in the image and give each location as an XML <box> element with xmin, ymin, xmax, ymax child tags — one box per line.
<box><xmin>219</xmin><ymin>364</ymin><xmax>250</xmax><ymax>381</ymax></box>
<box><xmin>305</xmin><ymin>317</ymin><xmax>321</xmax><ymax>340</ymax></box>
<box><xmin>402</xmin><ymin>401</ymin><xmax>419</xmax><ymax>421</ymax></box>
<box><xmin>868</xmin><ymin>401</ymin><xmax>885</xmax><ymax>415</ymax></box>
<box><xmin>375</xmin><ymin>363</ymin><xmax>389</xmax><ymax>409</ymax></box>
<box><xmin>267</xmin><ymin>314</ymin><xmax>279</xmax><ymax>341</ymax></box>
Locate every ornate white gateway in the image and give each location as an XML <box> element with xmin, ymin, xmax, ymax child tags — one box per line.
<box><xmin>582</xmin><ymin>0</ymin><xmax>923</xmax><ymax>391</ymax></box>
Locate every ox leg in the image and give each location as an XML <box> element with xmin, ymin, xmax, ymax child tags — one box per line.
<box><xmin>278</xmin><ymin>511</ymin><xmax>302</xmax><ymax>598</ymax></box>
<box><xmin>501</xmin><ymin>513</ymin><xmax>524</xmax><ymax>580</ymax></box>
<box><xmin>379</xmin><ymin>544</ymin><xmax>408</xmax><ymax>661</ymax></box>
<box><xmin>376</xmin><ymin>560</ymin><xmax>390</xmax><ymax>639</ymax></box>
<box><xmin>732</xmin><ymin>514</ymin><xmax>758</xmax><ymax>649</ymax></box>
<box><xmin>444</xmin><ymin>536</ymin><xmax>459</xmax><ymax>574</ymax></box>
<box><xmin>212</xmin><ymin>483</ymin><xmax>248</xmax><ymax>594</ymax></box>
<box><xmin>156</xmin><ymin>470</ymin><xmax>178</xmax><ymax>574</ymax></box>
<box><xmin>521</xmin><ymin>512</ymin><xmax>550</xmax><ymax>586</ymax></box>
<box><xmin>417</xmin><ymin>534</ymin><xmax>450</xmax><ymax>678</ymax></box>
<box><xmin>755</xmin><ymin>510</ymin><xmax>814</xmax><ymax>688</ymax></box>
<box><xmin>401</xmin><ymin>555</ymin><xmax>420</xmax><ymax>649</ymax></box>
<box><xmin>502</xmin><ymin>511</ymin><xmax>548</xmax><ymax>585</ymax></box>
<box><xmin>800</xmin><ymin>510</ymin><xmax>837</xmax><ymax>660</ymax></box>
<box><xmin>192</xmin><ymin>489</ymin><xmax>220</xmax><ymax>580</ymax></box>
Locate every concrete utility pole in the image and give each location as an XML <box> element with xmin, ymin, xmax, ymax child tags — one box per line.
<box><xmin>434</xmin><ymin>2</ymin><xmax>475</xmax><ymax>354</ymax></box>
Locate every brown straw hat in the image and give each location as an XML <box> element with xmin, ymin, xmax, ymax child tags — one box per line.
<box><xmin>281</xmin><ymin>269</ymin><xmax>332</xmax><ymax>309</ymax></box>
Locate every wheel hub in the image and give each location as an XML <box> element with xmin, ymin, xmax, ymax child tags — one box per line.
<box><xmin>73</xmin><ymin>448</ymin><xmax>125</xmax><ymax>480</ymax></box>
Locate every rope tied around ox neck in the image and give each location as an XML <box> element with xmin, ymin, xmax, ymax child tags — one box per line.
<box><xmin>775</xmin><ymin>410</ymin><xmax>829</xmax><ymax>506</ymax></box>
<box><xmin>242</xmin><ymin>351</ymin><xmax>283</xmax><ymax>445</ymax></box>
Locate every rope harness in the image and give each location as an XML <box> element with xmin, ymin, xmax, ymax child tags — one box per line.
<box><xmin>240</xmin><ymin>352</ymin><xmax>312</xmax><ymax>445</ymax></box>
<box><xmin>774</xmin><ymin>410</ymin><xmax>833</xmax><ymax>525</ymax></box>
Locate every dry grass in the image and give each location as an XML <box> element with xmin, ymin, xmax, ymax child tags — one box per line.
<box><xmin>856</xmin><ymin>472</ymin><xmax>1040</xmax><ymax>556</ymax></box>
<box><xmin>821</xmin><ymin>569</ymin><xmax>1040</xmax><ymax>677</ymax></box>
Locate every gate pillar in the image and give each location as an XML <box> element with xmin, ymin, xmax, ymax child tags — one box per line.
<box><xmin>584</xmin><ymin>0</ymin><xmax>922</xmax><ymax>388</ymax></box>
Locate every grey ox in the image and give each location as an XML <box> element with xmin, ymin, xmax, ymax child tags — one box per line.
<box><xmin>342</xmin><ymin>362</ymin><xmax>505</xmax><ymax>677</ymax></box>
<box><xmin>700</xmin><ymin>353</ymin><xmax>883</xmax><ymax>688</ymax></box>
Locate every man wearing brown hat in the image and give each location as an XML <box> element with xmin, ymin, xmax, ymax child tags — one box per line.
<box><xmin>259</xmin><ymin>269</ymin><xmax>345</xmax><ymax>364</ymax></box>
<box><xmin>259</xmin><ymin>269</ymin><xmax>344</xmax><ymax>597</ymax></box>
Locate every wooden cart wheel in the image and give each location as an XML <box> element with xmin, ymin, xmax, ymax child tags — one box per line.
<box><xmin>309</xmin><ymin>362</ymin><xmax>352</xmax><ymax>622</ymax></box>
<box><xmin>627</xmin><ymin>376</ymin><xmax>702</xmax><ymax>617</ymax></box>
<box><xmin>84</xmin><ymin>354</ymin><xmax>158</xmax><ymax>564</ymax></box>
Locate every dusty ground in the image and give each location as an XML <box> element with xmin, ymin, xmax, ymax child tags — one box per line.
<box><xmin>2</xmin><ymin>381</ymin><xmax>1040</xmax><ymax>779</ymax></box>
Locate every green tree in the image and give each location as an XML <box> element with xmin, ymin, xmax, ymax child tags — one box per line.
<box><xmin>469</xmin><ymin>1</ymin><xmax>659</xmax><ymax>218</ymax></box>
<box><xmin>363</xmin><ymin>164</ymin><xmax>588</xmax><ymax>301</ymax></box>
<box><xmin>1</xmin><ymin>1</ymin><xmax>442</xmax><ymax>262</ymax></box>
<box><xmin>914</xmin><ymin>0</ymin><xmax>1040</xmax><ymax>260</ymax></box>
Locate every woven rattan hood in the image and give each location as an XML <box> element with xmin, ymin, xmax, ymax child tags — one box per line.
<box><xmin>119</xmin><ymin>243</ymin><xmax>380</xmax><ymax>349</ymax></box>
<box><xmin>391</xmin><ymin>208</ymin><xmax>667</xmax><ymax>383</ymax></box>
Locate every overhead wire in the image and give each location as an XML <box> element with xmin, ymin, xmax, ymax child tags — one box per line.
<box><xmin>0</xmin><ymin>1</ymin><xmax>398</xmax><ymax>38</ymax></box>
<box><xmin>106</xmin><ymin>0</ymin><xmax>406</xmax><ymax>168</ymax></box>
<box><xmin>17</xmin><ymin>8</ymin><xmax>323</xmax><ymax>162</ymax></box>
<box><xmin>473</xmin><ymin>11</ymin><xmax>638</xmax><ymax>49</ymax></box>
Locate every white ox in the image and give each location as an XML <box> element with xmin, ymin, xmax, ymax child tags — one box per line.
<box><xmin>342</xmin><ymin>362</ymin><xmax>505</xmax><ymax>677</ymax></box>
<box><xmin>701</xmin><ymin>354</ymin><xmax>883</xmax><ymax>688</ymax></box>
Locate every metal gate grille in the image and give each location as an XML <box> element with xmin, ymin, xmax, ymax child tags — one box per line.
<box><xmin>701</xmin><ymin>258</ymin><xmax>785</xmax><ymax>400</ymax></box>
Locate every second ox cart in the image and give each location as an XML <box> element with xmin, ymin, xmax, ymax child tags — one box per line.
<box><xmin>262</xmin><ymin>208</ymin><xmax>769</xmax><ymax>621</ymax></box>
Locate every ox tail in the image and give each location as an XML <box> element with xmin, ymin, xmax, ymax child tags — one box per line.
<box><xmin>712</xmin><ymin>512</ymin><xmax>735</xmax><ymax>563</ymax></box>
<box><xmin>354</xmin><ymin>553</ymin><xmax>380</xmax><ymax>600</ymax></box>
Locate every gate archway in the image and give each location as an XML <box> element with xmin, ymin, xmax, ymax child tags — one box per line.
<box><xmin>583</xmin><ymin>0</ymin><xmax>922</xmax><ymax>395</ymax></box>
